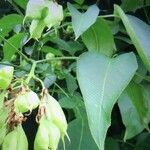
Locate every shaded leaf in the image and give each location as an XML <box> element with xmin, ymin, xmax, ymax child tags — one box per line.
<box><xmin>105</xmin><ymin>138</ymin><xmax>119</xmax><ymax>150</ymax></box>
<box><xmin>115</xmin><ymin>5</ymin><xmax>150</xmax><ymax>72</ymax></box>
<box><xmin>59</xmin><ymin>97</ymin><xmax>77</xmax><ymax>109</ymax></box>
<box><xmin>14</xmin><ymin>0</ymin><xmax>28</xmax><ymax>9</ymax></box>
<box><xmin>43</xmin><ymin>74</ymin><xmax>56</xmax><ymax>88</ymax></box>
<box><xmin>0</xmin><ymin>14</ymin><xmax>23</xmax><ymax>42</ymax></box>
<box><xmin>68</xmin><ymin>3</ymin><xmax>99</xmax><ymax>40</ymax></box>
<box><xmin>121</xmin><ymin>0</ymin><xmax>145</xmax><ymax>12</ymax></box>
<box><xmin>3</xmin><ymin>33</ymin><xmax>25</xmax><ymax>60</ymax></box>
<box><xmin>59</xmin><ymin>118</ymin><xmax>99</xmax><ymax>150</ymax></box>
<box><xmin>82</xmin><ymin>18</ymin><xmax>114</xmax><ymax>57</ymax></box>
<box><xmin>41</xmin><ymin>46</ymin><xmax>63</xmax><ymax>56</ymax></box>
<box><xmin>118</xmin><ymin>90</ymin><xmax>144</xmax><ymax>140</ymax></box>
<box><xmin>77</xmin><ymin>52</ymin><xmax>137</xmax><ymax>149</ymax></box>
<box><xmin>65</xmin><ymin>73</ymin><xmax>78</xmax><ymax>95</ymax></box>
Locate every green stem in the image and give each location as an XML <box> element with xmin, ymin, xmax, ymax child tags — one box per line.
<box><xmin>42</xmin><ymin>22</ymin><xmax>71</xmax><ymax>38</ymax></box>
<box><xmin>99</xmin><ymin>14</ymin><xmax>120</xmax><ymax>18</ymax></box>
<box><xmin>26</xmin><ymin>61</ymin><xmax>37</xmax><ymax>84</ymax></box>
<box><xmin>54</xmin><ymin>83</ymin><xmax>69</xmax><ymax>98</ymax></box>
<box><xmin>36</xmin><ymin>56</ymin><xmax>78</xmax><ymax>63</ymax></box>
<box><xmin>0</xmin><ymin>35</ymin><xmax>32</xmax><ymax>63</ymax></box>
<box><xmin>116</xmin><ymin>139</ymin><xmax>135</xmax><ymax>147</ymax></box>
<box><xmin>33</xmin><ymin>75</ymin><xmax>45</xmax><ymax>89</ymax></box>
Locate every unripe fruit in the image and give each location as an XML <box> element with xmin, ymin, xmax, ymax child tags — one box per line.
<box><xmin>34</xmin><ymin>117</ymin><xmax>60</xmax><ymax>150</ymax></box>
<box><xmin>0</xmin><ymin>125</ymin><xmax>7</xmax><ymax>146</ymax></box>
<box><xmin>29</xmin><ymin>19</ymin><xmax>45</xmax><ymax>40</ymax></box>
<box><xmin>2</xmin><ymin>127</ymin><xmax>18</xmax><ymax>150</ymax></box>
<box><xmin>0</xmin><ymin>108</ymin><xmax>8</xmax><ymax>129</ymax></box>
<box><xmin>44</xmin><ymin>1</ymin><xmax>63</xmax><ymax>29</ymax></box>
<box><xmin>34</xmin><ymin>119</ymin><xmax>49</xmax><ymax>150</ymax></box>
<box><xmin>2</xmin><ymin>125</ymin><xmax>28</xmax><ymax>150</ymax></box>
<box><xmin>0</xmin><ymin>65</ymin><xmax>14</xmax><ymax>90</ymax></box>
<box><xmin>14</xmin><ymin>90</ymin><xmax>40</xmax><ymax>113</ymax></box>
<box><xmin>46</xmin><ymin>52</ymin><xmax>55</xmax><ymax>59</ymax></box>
<box><xmin>43</xmin><ymin>93</ymin><xmax>68</xmax><ymax>139</ymax></box>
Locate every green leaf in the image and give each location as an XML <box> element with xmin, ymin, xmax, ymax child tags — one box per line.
<box><xmin>121</xmin><ymin>0</ymin><xmax>144</xmax><ymax>12</ymax></box>
<box><xmin>133</xmin><ymin>57</ymin><xmax>147</xmax><ymax>83</ymax></box>
<box><xmin>0</xmin><ymin>65</ymin><xmax>14</xmax><ymax>89</ymax></box>
<box><xmin>68</xmin><ymin>3</ymin><xmax>99</xmax><ymax>40</ymax></box>
<box><xmin>82</xmin><ymin>18</ymin><xmax>114</xmax><ymax>57</ymax></box>
<box><xmin>59</xmin><ymin>118</ymin><xmax>99</xmax><ymax>150</ymax></box>
<box><xmin>126</xmin><ymin>82</ymin><xmax>149</xmax><ymax>124</ymax></box>
<box><xmin>59</xmin><ymin>97</ymin><xmax>77</xmax><ymax>109</ymax></box>
<box><xmin>41</xmin><ymin>46</ymin><xmax>63</xmax><ymax>56</ymax></box>
<box><xmin>14</xmin><ymin>0</ymin><xmax>28</xmax><ymax>9</ymax></box>
<box><xmin>74</xmin><ymin>0</ymin><xmax>84</xmax><ymax>5</ymax></box>
<box><xmin>114</xmin><ymin>5</ymin><xmax>150</xmax><ymax>72</ymax></box>
<box><xmin>118</xmin><ymin>83</ymin><xmax>147</xmax><ymax>140</ymax></box>
<box><xmin>105</xmin><ymin>138</ymin><xmax>119</xmax><ymax>150</ymax></box>
<box><xmin>65</xmin><ymin>73</ymin><xmax>78</xmax><ymax>95</ymax></box>
<box><xmin>50</xmin><ymin>38</ymin><xmax>83</xmax><ymax>55</ymax></box>
<box><xmin>0</xmin><ymin>14</ymin><xmax>23</xmax><ymax>42</ymax></box>
<box><xmin>77</xmin><ymin>52</ymin><xmax>138</xmax><ymax>150</ymax></box>
<box><xmin>134</xmin><ymin>132</ymin><xmax>150</xmax><ymax>150</ymax></box>
<box><xmin>3</xmin><ymin>33</ymin><xmax>25</xmax><ymax>60</ymax></box>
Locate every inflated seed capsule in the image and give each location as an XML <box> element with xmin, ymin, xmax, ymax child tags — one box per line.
<box><xmin>43</xmin><ymin>93</ymin><xmax>68</xmax><ymax>139</ymax></box>
<box><xmin>14</xmin><ymin>90</ymin><xmax>40</xmax><ymax>113</ymax></box>
<box><xmin>34</xmin><ymin>117</ymin><xmax>61</xmax><ymax>150</ymax></box>
<box><xmin>2</xmin><ymin>125</ymin><xmax>28</xmax><ymax>150</ymax></box>
<box><xmin>34</xmin><ymin>119</ymin><xmax>49</xmax><ymax>150</ymax></box>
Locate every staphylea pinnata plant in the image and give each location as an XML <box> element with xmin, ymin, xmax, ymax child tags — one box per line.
<box><xmin>0</xmin><ymin>0</ymin><xmax>150</xmax><ymax>150</ymax></box>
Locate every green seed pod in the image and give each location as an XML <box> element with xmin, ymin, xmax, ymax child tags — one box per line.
<box><xmin>34</xmin><ymin>117</ymin><xmax>60</xmax><ymax>150</ymax></box>
<box><xmin>43</xmin><ymin>93</ymin><xmax>68</xmax><ymax>139</ymax></box>
<box><xmin>25</xmin><ymin>0</ymin><xmax>46</xmax><ymax>20</ymax></box>
<box><xmin>14</xmin><ymin>90</ymin><xmax>40</xmax><ymax>113</ymax></box>
<box><xmin>29</xmin><ymin>19</ymin><xmax>45</xmax><ymax>40</ymax></box>
<box><xmin>43</xmin><ymin>118</ymin><xmax>60</xmax><ymax>150</ymax></box>
<box><xmin>34</xmin><ymin>119</ymin><xmax>49</xmax><ymax>150</ymax></box>
<box><xmin>2</xmin><ymin>127</ymin><xmax>18</xmax><ymax>150</ymax></box>
<box><xmin>44</xmin><ymin>1</ymin><xmax>63</xmax><ymax>29</ymax></box>
<box><xmin>0</xmin><ymin>125</ymin><xmax>7</xmax><ymax>146</ymax></box>
<box><xmin>16</xmin><ymin>125</ymin><xmax>28</xmax><ymax>150</ymax></box>
<box><xmin>2</xmin><ymin>125</ymin><xmax>28</xmax><ymax>150</ymax></box>
<box><xmin>0</xmin><ymin>108</ymin><xmax>8</xmax><ymax>129</ymax></box>
<box><xmin>0</xmin><ymin>65</ymin><xmax>14</xmax><ymax>90</ymax></box>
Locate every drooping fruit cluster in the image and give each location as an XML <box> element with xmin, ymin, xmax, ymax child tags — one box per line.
<box><xmin>0</xmin><ymin>86</ymin><xmax>69</xmax><ymax>150</ymax></box>
<box><xmin>34</xmin><ymin>89</ymin><xmax>69</xmax><ymax>150</ymax></box>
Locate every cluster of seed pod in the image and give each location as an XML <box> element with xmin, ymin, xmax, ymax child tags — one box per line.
<box><xmin>34</xmin><ymin>89</ymin><xmax>69</xmax><ymax>150</ymax></box>
<box><xmin>0</xmin><ymin>61</ymin><xmax>68</xmax><ymax>150</ymax></box>
<box><xmin>0</xmin><ymin>86</ymin><xmax>68</xmax><ymax>150</ymax></box>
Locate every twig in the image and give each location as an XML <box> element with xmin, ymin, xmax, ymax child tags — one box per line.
<box><xmin>36</xmin><ymin>56</ymin><xmax>78</xmax><ymax>63</ymax></box>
